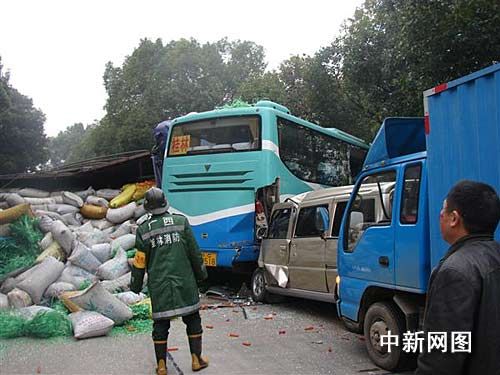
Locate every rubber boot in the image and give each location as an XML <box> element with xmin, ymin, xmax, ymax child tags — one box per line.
<box><xmin>154</xmin><ymin>341</ymin><xmax>168</xmax><ymax>375</ymax></box>
<box><xmin>188</xmin><ymin>334</ymin><xmax>209</xmax><ymax>371</ymax></box>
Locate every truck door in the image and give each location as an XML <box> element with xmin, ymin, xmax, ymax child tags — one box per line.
<box><xmin>341</xmin><ymin>169</ymin><xmax>397</xmax><ymax>286</ymax></box>
<box><xmin>395</xmin><ymin>162</ymin><xmax>428</xmax><ymax>290</ymax></box>
<box><xmin>288</xmin><ymin>204</ymin><xmax>329</xmax><ymax>292</ymax></box>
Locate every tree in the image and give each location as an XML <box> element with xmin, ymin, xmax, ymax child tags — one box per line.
<box><xmin>48</xmin><ymin>123</ymin><xmax>86</xmax><ymax>166</ymax></box>
<box><xmin>336</xmin><ymin>0</ymin><xmax>500</xmax><ymax>137</ymax></box>
<box><xmin>0</xmin><ymin>57</ymin><xmax>48</xmax><ymax>174</ymax></box>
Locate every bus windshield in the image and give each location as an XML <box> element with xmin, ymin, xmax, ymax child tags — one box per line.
<box><xmin>168</xmin><ymin>115</ymin><xmax>260</xmax><ymax>156</ymax></box>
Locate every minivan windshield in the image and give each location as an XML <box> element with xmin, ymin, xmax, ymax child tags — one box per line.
<box><xmin>168</xmin><ymin>115</ymin><xmax>261</xmax><ymax>156</ymax></box>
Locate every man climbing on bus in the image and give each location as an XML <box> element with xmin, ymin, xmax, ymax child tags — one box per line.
<box><xmin>130</xmin><ymin>187</ymin><xmax>209</xmax><ymax>375</ymax></box>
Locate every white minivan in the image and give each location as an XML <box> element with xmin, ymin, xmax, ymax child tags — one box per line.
<box><xmin>251</xmin><ymin>182</ymin><xmax>394</xmax><ymax>303</ymax></box>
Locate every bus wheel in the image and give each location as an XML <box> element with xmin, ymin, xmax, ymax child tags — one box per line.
<box><xmin>251</xmin><ymin>268</ymin><xmax>268</xmax><ymax>303</ymax></box>
<box><xmin>363</xmin><ymin>302</ymin><xmax>413</xmax><ymax>371</ymax></box>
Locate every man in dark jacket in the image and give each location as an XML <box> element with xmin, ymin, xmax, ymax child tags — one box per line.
<box><xmin>416</xmin><ymin>180</ymin><xmax>500</xmax><ymax>375</ymax></box>
<box><xmin>131</xmin><ymin>187</ymin><xmax>209</xmax><ymax>375</ymax></box>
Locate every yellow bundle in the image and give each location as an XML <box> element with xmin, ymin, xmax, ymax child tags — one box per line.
<box><xmin>132</xmin><ymin>180</ymin><xmax>156</xmax><ymax>201</ymax></box>
<box><xmin>80</xmin><ymin>204</ymin><xmax>108</xmax><ymax>219</ymax></box>
<box><xmin>0</xmin><ymin>203</ymin><xmax>32</xmax><ymax>225</ymax></box>
<box><xmin>109</xmin><ymin>184</ymin><xmax>137</xmax><ymax>208</ymax></box>
<box><xmin>36</xmin><ymin>242</ymin><xmax>66</xmax><ymax>263</ymax></box>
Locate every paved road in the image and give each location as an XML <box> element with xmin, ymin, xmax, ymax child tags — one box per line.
<box><xmin>0</xmin><ymin>297</ymin><xmax>412</xmax><ymax>375</ymax></box>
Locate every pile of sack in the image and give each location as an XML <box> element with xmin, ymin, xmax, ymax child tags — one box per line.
<box><xmin>0</xmin><ymin>182</ymin><xmax>155</xmax><ymax>339</ymax></box>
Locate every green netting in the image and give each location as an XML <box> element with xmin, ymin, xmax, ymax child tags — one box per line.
<box><xmin>126</xmin><ymin>249</ymin><xmax>137</xmax><ymax>259</ymax></box>
<box><xmin>111</xmin><ymin>303</ymin><xmax>152</xmax><ymax>335</ymax></box>
<box><xmin>50</xmin><ymin>300</ymin><xmax>70</xmax><ymax>315</ymax></box>
<box><xmin>0</xmin><ymin>310</ymin><xmax>71</xmax><ymax>339</ymax></box>
<box><xmin>24</xmin><ymin>311</ymin><xmax>72</xmax><ymax>338</ymax></box>
<box><xmin>0</xmin><ymin>311</ymin><xmax>27</xmax><ymax>339</ymax></box>
<box><xmin>0</xmin><ymin>215</ymin><xmax>42</xmax><ymax>279</ymax></box>
<box><xmin>78</xmin><ymin>280</ymin><xmax>92</xmax><ymax>290</ymax></box>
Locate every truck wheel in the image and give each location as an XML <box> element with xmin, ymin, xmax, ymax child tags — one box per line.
<box><xmin>251</xmin><ymin>268</ymin><xmax>268</xmax><ymax>303</ymax></box>
<box><xmin>363</xmin><ymin>302</ymin><xmax>413</xmax><ymax>371</ymax></box>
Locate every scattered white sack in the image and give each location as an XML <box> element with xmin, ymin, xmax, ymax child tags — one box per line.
<box><xmin>35</xmin><ymin>210</ymin><xmax>65</xmax><ymax>223</ymax></box>
<box><xmin>62</xmin><ymin>191</ymin><xmax>84</xmax><ymax>208</ymax></box>
<box><xmin>109</xmin><ymin>221</ymin><xmax>133</xmax><ymax>239</ymax></box>
<box><xmin>90</xmin><ymin>243</ymin><xmax>112</xmax><ymax>263</ymax></box>
<box><xmin>62</xmin><ymin>212</ymin><xmax>82</xmax><ymax>226</ymax></box>
<box><xmin>134</xmin><ymin>204</ymin><xmax>147</xmax><ymax>219</ymax></box>
<box><xmin>78</xmin><ymin>221</ymin><xmax>94</xmax><ymax>233</ymax></box>
<box><xmin>70</xmin><ymin>311</ymin><xmax>115</xmax><ymax>339</ymax></box>
<box><xmin>7</xmin><ymin>288</ymin><xmax>33</xmax><ymax>308</ymax></box>
<box><xmin>47</xmin><ymin>203</ymin><xmax>79</xmax><ymax>215</ymax></box>
<box><xmin>0</xmin><ymin>202</ymin><xmax>9</xmax><ymax>209</ymax></box>
<box><xmin>111</xmin><ymin>234</ymin><xmax>136</xmax><ymax>252</ymax></box>
<box><xmin>50</xmin><ymin>191</ymin><xmax>64</xmax><ymax>197</ymax></box>
<box><xmin>66</xmin><ymin>282</ymin><xmax>133</xmax><ymax>325</ymax></box>
<box><xmin>6</xmin><ymin>193</ymin><xmax>25</xmax><ymax>207</ymax></box>
<box><xmin>75</xmin><ymin>187</ymin><xmax>95</xmax><ymax>200</ymax></box>
<box><xmin>31</xmin><ymin>204</ymin><xmax>48</xmax><ymax>212</ymax></box>
<box><xmin>0</xmin><ymin>223</ymin><xmax>10</xmax><ymax>236</ymax></box>
<box><xmin>40</xmin><ymin>232</ymin><xmax>53</xmax><ymax>250</ymax></box>
<box><xmin>0</xmin><ymin>278</ymin><xmax>17</xmax><ymax>294</ymax></box>
<box><xmin>16</xmin><ymin>256</ymin><xmax>65</xmax><ymax>304</ymax></box>
<box><xmin>76</xmin><ymin>229</ymin><xmax>111</xmax><ymax>247</ymax></box>
<box><xmin>58</xmin><ymin>263</ymin><xmax>98</xmax><ymax>288</ymax></box>
<box><xmin>101</xmin><ymin>272</ymin><xmax>132</xmax><ymax>293</ymax></box>
<box><xmin>86</xmin><ymin>195</ymin><xmax>109</xmax><ymax>208</ymax></box>
<box><xmin>96</xmin><ymin>189</ymin><xmax>121</xmax><ymax>201</ymax></box>
<box><xmin>14</xmin><ymin>263</ymin><xmax>42</xmax><ymax>283</ymax></box>
<box><xmin>18</xmin><ymin>305</ymin><xmax>53</xmax><ymax>319</ymax></box>
<box><xmin>50</xmin><ymin>220</ymin><xmax>76</xmax><ymax>255</ymax></box>
<box><xmin>52</xmin><ymin>195</ymin><xmax>64</xmax><ymax>204</ymax></box>
<box><xmin>115</xmin><ymin>291</ymin><xmax>145</xmax><ymax>305</ymax></box>
<box><xmin>91</xmin><ymin>219</ymin><xmax>114</xmax><ymax>230</ymax></box>
<box><xmin>36</xmin><ymin>241</ymin><xmax>66</xmax><ymax>263</ymax></box>
<box><xmin>106</xmin><ymin>202</ymin><xmax>136</xmax><ymax>224</ymax></box>
<box><xmin>0</xmin><ymin>293</ymin><xmax>8</xmax><ymax>309</ymax></box>
<box><xmin>68</xmin><ymin>241</ymin><xmax>102</xmax><ymax>274</ymax></box>
<box><xmin>24</xmin><ymin>197</ymin><xmax>56</xmax><ymax>205</ymax></box>
<box><xmin>97</xmin><ymin>248</ymin><xmax>129</xmax><ymax>280</ymax></box>
<box><xmin>38</xmin><ymin>215</ymin><xmax>55</xmax><ymax>233</ymax></box>
<box><xmin>18</xmin><ymin>188</ymin><xmax>50</xmax><ymax>198</ymax></box>
<box><xmin>44</xmin><ymin>282</ymin><xmax>76</xmax><ymax>299</ymax></box>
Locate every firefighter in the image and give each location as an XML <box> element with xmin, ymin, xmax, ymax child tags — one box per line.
<box><xmin>130</xmin><ymin>187</ymin><xmax>209</xmax><ymax>375</ymax></box>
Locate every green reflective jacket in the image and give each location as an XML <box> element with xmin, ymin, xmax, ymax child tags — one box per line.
<box><xmin>130</xmin><ymin>212</ymin><xmax>207</xmax><ymax>320</ymax></box>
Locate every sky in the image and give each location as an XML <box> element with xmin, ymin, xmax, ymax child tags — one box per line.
<box><xmin>0</xmin><ymin>0</ymin><xmax>364</xmax><ymax>137</ymax></box>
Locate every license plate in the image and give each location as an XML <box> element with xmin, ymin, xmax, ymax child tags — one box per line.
<box><xmin>202</xmin><ymin>252</ymin><xmax>217</xmax><ymax>267</ymax></box>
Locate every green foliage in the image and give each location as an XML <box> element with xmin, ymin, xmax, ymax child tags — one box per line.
<box><xmin>0</xmin><ymin>57</ymin><xmax>48</xmax><ymax>174</ymax></box>
<box><xmin>78</xmin><ymin>279</ymin><xmax>92</xmax><ymax>290</ymax></box>
<box><xmin>0</xmin><ymin>215</ymin><xmax>42</xmax><ymax>278</ymax></box>
<box><xmin>48</xmin><ymin>123</ymin><xmax>87</xmax><ymax>166</ymax></box>
<box><xmin>72</xmin><ymin>38</ymin><xmax>269</xmax><ymax>160</ymax></box>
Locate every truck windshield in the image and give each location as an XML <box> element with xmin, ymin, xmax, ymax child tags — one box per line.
<box><xmin>167</xmin><ymin>115</ymin><xmax>260</xmax><ymax>156</ymax></box>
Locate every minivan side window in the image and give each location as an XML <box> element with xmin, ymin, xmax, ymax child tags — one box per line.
<box><xmin>332</xmin><ymin>201</ymin><xmax>348</xmax><ymax>237</ymax></box>
<box><xmin>267</xmin><ymin>208</ymin><xmax>292</xmax><ymax>239</ymax></box>
<box><xmin>400</xmin><ymin>164</ymin><xmax>422</xmax><ymax>224</ymax></box>
<box><xmin>344</xmin><ymin>170</ymin><xmax>396</xmax><ymax>252</ymax></box>
<box><xmin>294</xmin><ymin>205</ymin><xmax>329</xmax><ymax>238</ymax></box>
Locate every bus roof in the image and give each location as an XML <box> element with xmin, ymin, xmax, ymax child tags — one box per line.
<box><xmin>170</xmin><ymin>100</ymin><xmax>369</xmax><ymax>150</ymax></box>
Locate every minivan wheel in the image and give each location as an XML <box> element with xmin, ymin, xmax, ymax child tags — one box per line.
<box><xmin>251</xmin><ymin>268</ymin><xmax>268</xmax><ymax>303</ymax></box>
<box><xmin>363</xmin><ymin>302</ymin><xmax>414</xmax><ymax>371</ymax></box>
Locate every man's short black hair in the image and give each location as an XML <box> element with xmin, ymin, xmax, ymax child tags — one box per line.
<box><xmin>446</xmin><ymin>180</ymin><xmax>500</xmax><ymax>235</ymax></box>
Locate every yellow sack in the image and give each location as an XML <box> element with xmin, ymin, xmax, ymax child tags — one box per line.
<box><xmin>80</xmin><ymin>204</ymin><xmax>108</xmax><ymax>219</ymax></box>
<box><xmin>132</xmin><ymin>180</ymin><xmax>156</xmax><ymax>201</ymax></box>
<box><xmin>36</xmin><ymin>241</ymin><xmax>66</xmax><ymax>263</ymax></box>
<box><xmin>59</xmin><ymin>290</ymin><xmax>84</xmax><ymax>313</ymax></box>
<box><xmin>110</xmin><ymin>184</ymin><xmax>136</xmax><ymax>208</ymax></box>
<box><xmin>0</xmin><ymin>203</ymin><xmax>32</xmax><ymax>224</ymax></box>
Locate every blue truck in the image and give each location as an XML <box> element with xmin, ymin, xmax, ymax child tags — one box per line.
<box><xmin>335</xmin><ymin>64</ymin><xmax>500</xmax><ymax>371</ymax></box>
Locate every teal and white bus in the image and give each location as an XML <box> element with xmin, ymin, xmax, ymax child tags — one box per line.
<box><xmin>162</xmin><ymin>101</ymin><xmax>368</xmax><ymax>271</ymax></box>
